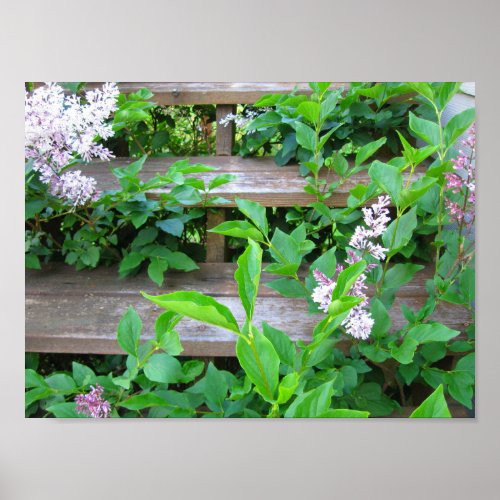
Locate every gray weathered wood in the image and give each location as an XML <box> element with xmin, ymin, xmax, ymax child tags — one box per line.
<box><xmin>75</xmin><ymin>156</ymin><xmax>427</xmax><ymax>208</ymax></box>
<box><xmin>215</xmin><ymin>105</ymin><xmax>236</xmax><ymax>155</ymax></box>
<box><xmin>26</xmin><ymin>263</ymin><xmax>472</xmax><ymax>357</ymax></box>
<box><xmin>206</xmin><ymin>210</ymin><xmax>227</xmax><ymax>262</ymax></box>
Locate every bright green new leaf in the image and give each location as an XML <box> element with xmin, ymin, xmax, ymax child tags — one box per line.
<box><xmin>390</xmin><ymin>336</ymin><xmax>419</xmax><ymax>364</ymax></box>
<box><xmin>382</xmin><ymin>207</ymin><xmax>418</xmax><ymax>256</ymax></box>
<box><xmin>234</xmin><ymin>239</ymin><xmax>263</xmax><ymax>320</ymax></box>
<box><xmin>355</xmin><ymin>137</ymin><xmax>387</xmax><ymax>167</ymax></box>
<box><xmin>235</xmin><ymin>198</ymin><xmax>268</xmax><ymax>236</ymax></box>
<box><xmin>318</xmin><ymin>409</ymin><xmax>370</xmax><ymax>418</ymax></box>
<box><xmin>284</xmin><ymin>381</ymin><xmax>334</xmax><ymax>418</ymax></box>
<box><xmin>208</xmin><ymin>220</ymin><xmax>264</xmax><ymax>241</ymax></box>
<box><xmin>409</xmin><ymin>112</ymin><xmax>440</xmax><ymax>146</ymax></box>
<box><xmin>410</xmin><ymin>385</ymin><xmax>451</xmax><ymax>418</ymax></box>
<box><xmin>144</xmin><ymin>354</ymin><xmax>184</xmax><ymax>384</ymax></box>
<box><xmin>407</xmin><ymin>323</ymin><xmax>460</xmax><ymax>344</ymax></box>
<box><xmin>142</xmin><ymin>291</ymin><xmax>240</xmax><ymax>334</ymax></box>
<box><xmin>443</xmin><ymin>107</ymin><xmax>475</xmax><ymax>148</ymax></box>
<box><xmin>297</xmin><ymin>101</ymin><xmax>321</xmax><ymax>125</ymax></box>
<box><xmin>332</xmin><ymin>260</ymin><xmax>367</xmax><ymax>300</ymax></box>
<box><xmin>369</xmin><ymin>160</ymin><xmax>402</xmax><ymax>204</ymax></box>
<box><xmin>295</xmin><ymin>122</ymin><xmax>317</xmax><ymax>152</ymax></box>
<box><xmin>276</xmin><ymin>372</ymin><xmax>299</xmax><ymax>404</ymax></box>
<box><xmin>236</xmin><ymin>327</ymin><xmax>280</xmax><ymax>402</ymax></box>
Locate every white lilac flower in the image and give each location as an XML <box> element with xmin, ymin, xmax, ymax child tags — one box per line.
<box><xmin>25</xmin><ymin>82</ymin><xmax>119</xmax><ymax>206</ymax></box>
<box><xmin>311</xmin><ymin>195</ymin><xmax>392</xmax><ymax>340</ymax></box>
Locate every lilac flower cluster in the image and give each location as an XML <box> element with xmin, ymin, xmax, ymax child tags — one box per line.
<box><xmin>25</xmin><ymin>82</ymin><xmax>119</xmax><ymax>206</ymax></box>
<box><xmin>312</xmin><ymin>195</ymin><xmax>391</xmax><ymax>340</ymax></box>
<box><xmin>75</xmin><ymin>384</ymin><xmax>111</xmax><ymax>418</ymax></box>
<box><xmin>219</xmin><ymin>107</ymin><xmax>271</xmax><ymax>131</ymax></box>
<box><xmin>444</xmin><ymin>123</ymin><xmax>476</xmax><ymax>230</ymax></box>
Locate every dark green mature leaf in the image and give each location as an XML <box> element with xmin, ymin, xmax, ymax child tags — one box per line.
<box><xmin>398</xmin><ymin>176</ymin><xmax>438</xmax><ymax>211</ymax></box>
<box><xmin>235</xmin><ymin>198</ymin><xmax>268</xmax><ymax>236</ymax></box>
<box><xmin>234</xmin><ymin>239</ymin><xmax>263</xmax><ymax>320</ymax></box>
<box><xmin>370</xmin><ymin>298</ymin><xmax>392</xmax><ymax>338</ymax></box>
<box><xmin>355</xmin><ymin>137</ymin><xmax>387</xmax><ymax>167</ymax></box>
<box><xmin>284</xmin><ymin>381</ymin><xmax>334</xmax><ymax>418</ymax></box>
<box><xmin>410</xmin><ymin>385</ymin><xmax>451</xmax><ymax>418</ymax></box>
<box><xmin>156</xmin><ymin>218</ymin><xmax>184</xmax><ymax>237</ymax></box>
<box><xmin>383</xmin><ymin>263</ymin><xmax>424</xmax><ymax>290</ymax></box>
<box><xmin>147</xmin><ymin>257</ymin><xmax>168</xmax><ymax>286</ymax></box>
<box><xmin>208</xmin><ymin>220</ymin><xmax>263</xmax><ymax>241</ymax></box>
<box><xmin>236</xmin><ymin>327</ymin><xmax>280</xmax><ymax>402</ymax></box>
<box><xmin>72</xmin><ymin>362</ymin><xmax>96</xmax><ymax>387</ymax></box>
<box><xmin>117</xmin><ymin>306</ymin><xmax>142</xmax><ymax>356</ymax></box>
<box><xmin>408</xmin><ymin>323</ymin><xmax>460</xmax><ymax>344</ymax></box>
<box><xmin>142</xmin><ymin>291</ymin><xmax>240</xmax><ymax>334</ymax></box>
<box><xmin>119</xmin><ymin>252</ymin><xmax>145</xmax><ymax>277</ymax></box>
<box><xmin>369</xmin><ymin>160</ymin><xmax>402</xmax><ymax>204</ymax></box>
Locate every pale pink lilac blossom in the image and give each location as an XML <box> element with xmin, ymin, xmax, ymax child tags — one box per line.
<box><xmin>311</xmin><ymin>195</ymin><xmax>391</xmax><ymax>340</ymax></box>
<box><xmin>25</xmin><ymin>82</ymin><xmax>119</xmax><ymax>206</ymax></box>
<box><xmin>75</xmin><ymin>384</ymin><xmax>111</xmax><ymax>418</ymax></box>
<box><xmin>444</xmin><ymin>123</ymin><xmax>476</xmax><ymax>230</ymax></box>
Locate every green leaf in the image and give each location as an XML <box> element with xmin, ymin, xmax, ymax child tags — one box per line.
<box><xmin>320</xmin><ymin>93</ymin><xmax>339</xmax><ymax>121</ymax></box>
<box><xmin>390</xmin><ymin>337</ymin><xmax>419</xmax><ymax>364</ymax></box>
<box><xmin>398</xmin><ymin>176</ymin><xmax>438</xmax><ymax>211</ymax></box>
<box><xmin>235</xmin><ymin>198</ymin><xmax>268</xmax><ymax>236</ymax></box>
<box><xmin>297</xmin><ymin>101</ymin><xmax>321</xmax><ymax>125</ymax></box>
<box><xmin>119</xmin><ymin>252</ymin><xmax>145</xmax><ymax>276</ymax></box>
<box><xmin>208</xmin><ymin>173</ymin><xmax>237</xmax><ymax>190</ymax></box>
<box><xmin>318</xmin><ymin>409</ymin><xmax>370</xmax><ymax>418</ymax></box>
<box><xmin>382</xmin><ymin>207</ymin><xmax>418</xmax><ymax>256</ymax></box>
<box><xmin>208</xmin><ymin>220</ymin><xmax>263</xmax><ymax>241</ymax></box>
<box><xmin>117</xmin><ymin>306</ymin><xmax>142</xmax><ymax>356</ymax></box>
<box><xmin>262</xmin><ymin>322</ymin><xmax>296</xmax><ymax>367</ymax></box>
<box><xmin>132</xmin><ymin>227</ymin><xmax>158</xmax><ymax>247</ymax></box>
<box><xmin>72</xmin><ymin>362</ymin><xmax>96</xmax><ymax>387</ymax></box>
<box><xmin>284</xmin><ymin>381</ymin><xmax>334</xmax><ymax>418</ymax></box>
<box><xmin>410</xmin><ymin>385</ymin><xmax>451</xmax><ymax>418</ymax></box>
<box><xmin>25</xmin><ymin>369</ymin><xmax>47</xmax><ymax>389</ymax></box>
<box><xmin>398</xmin><ymin>362</ymin><xmax>419</xmax><ymax>385</ymax></box>
<box><xmin>331</xmin><ymin>153</ymin><xmax>349</xmax><ymax>176</ymax></box>
<box><xmin>234</xmin><ymin>239</ymin><xmax>263</xmax><ymax>320</ymax></box>
<box><xmin>25</xmin><ymin>254</ymin><xmax>41</xmax><ymax>270</ymax></box>
<box><xmin>369</xmin><ymin>160</ymin><xmax>402</xmax><ymax>204</ymax></box>
<box><xmin>165</xmin><ymin>251</ymin><xmax>198</xmax><ymax>272</ymax></box>
<box><xmin>421</xmin><ymin>342</ymin><xmax>447</xmax><ymax>363</ymax></box>
<box><xmin>407</xmin><ymin>323</ymin><xmax>460</xmax><ymax>344</ymax></box>
<box><xmin>308</xmin><ymin>246</ymin><xmax>337</xmax><ymax>281</ymax></box>
<box><xmin>443</xmin><ymin>108</ymin><xmax>475</xmax><ymax>147</ymax></box>
<box><xmin>45</xmin><ymin>373</ymin><xmax>76</xmax><ymax>392</ymax></box>
<box><xmin>276</xmin><ymin>372</ymin><xmax>300</xmax><ymax>404</ymax></box>
<box><xmin>331</xmin><ymin>260</ymin><xmax>367</xmax><ymax>300</ymax></box>
<box><xmin>407</xmin><ymin>82</ymin><xmax>434</xmax><ymax>102</ymax></box>
<box><xmin>265</xmin><ymin>278</ymin><xmax>308</xmax><ymax>298</ymax></box>
<box><xmin>142</xmin><ymin>291</ymin><xmax>240</xmax><ymax>334</ymax></box>
<box><xmin>46</xmin><ymin>402</ymin><xmax>87</xmax><ymax>418</ymax></box>
<box><xmin>119</xmin><ymin>393</ymin><xmax>169</xmax><ymax>411</ymax></box>
<box><xmin>143</xmin><ymin>353</ymin><xmax>183</xmax><ymax>384</ymax></box>
<box><xmin>383</xmin><ymin>263</ymin><xmax>424</xmax><ymax>290</ymax></box>
<box><xmin>359</xmin><ymin>343</ymin><xmax>391</xmax><ymax>363</ymax></box>
<box><xmin>246</xmin><ymin>110</ymin><xmax>282</xmax><ymax>130</ymax></box>
<box><xmin>295</xmin><ymin>122</ymin><xmax>317</xmax><ymax>152</ymax></box>
<box><xmin>370</xmin><ymin>298</ymin><xmax>392</xmax><ymax>338</ymax></box>
<box><xmin>156</xmin><ymin>218</ymin><xmax>184</xmax><ymax>237</ymax></box>
<box><xmin>328</xmin><ymin>296</ymin><xmax>363</xmax><ymax>318</ymax></box>
<box><xmin>355</xmin><ymin>137</ymin><xmax>387</xmax><ymax>167</ymax></box>
<box><xmin>201</xmin><ymin>363</ymin><xmax>229</xmax><ymax>411</ymax></box>
<box><xmin>236</xmin><ymin>327</ymin><xmax>280</xmax><ymax>402</ymax></box>
<box><xmin>409</xmin><ymin>112</ymin><xmax>440</xmax><ymax>146</ymax></box>
<box><xmin>147</xmin><ymin>257</ymin><xmax>168</xmax><ymax>286</ymax></box>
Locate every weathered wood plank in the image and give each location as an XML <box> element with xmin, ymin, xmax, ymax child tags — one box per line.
<box><xmin>76</xmin><ymin>156</ymin><xmax>426</xmax><ymax>208</ymax></box>
<box><xmin>26</xmin><ymin>264</ymin><xmax>472</xmax><ymax>356</ymax></box>
<box><xmin>206</xmin><ymin>210</ymin><xmax>227</xmax><ymax>262</ymax></box>
<box><xmin>85</xmin><ymin>82</ymin><xmax>350</xmax><ymax>105</ymax></box>
<box><xmin>215</xmin><ymin>104</ymin><xmax>236</xmax><ymax>155</ymax></box>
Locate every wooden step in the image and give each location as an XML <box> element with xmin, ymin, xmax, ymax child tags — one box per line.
<box><xmin>79</xmin><ymin>156</ymin><xmax>426</xmax><ymax>208</ymax></box>
<box><xmin>26</xmin><ymin>263</ymin><xmax>471</xmax><ymax>356</ymax></box>
<box><xmin>70</xmin><ymin>82</ymin><xmax>350</xmax><ymax>105</ymax></box>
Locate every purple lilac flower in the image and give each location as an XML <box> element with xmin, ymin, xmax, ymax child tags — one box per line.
<box><xmin>75</xmin><ymin>384</ymin><xmax>111</xmax><ymax>418</ymax></box>
<box><xmin>311</xmin><ymin>195</ymin><xmax>391</xmax><ymax>340</ymax></box>
<box><xmin>444</xmin><ymin>123</ymin><xmax>476</xmax><ymax>230</ymax></box>
<box><xmin>25</xmin><ymin>82</ymin><xmax>119</xmax><ymax>206</ymax></box>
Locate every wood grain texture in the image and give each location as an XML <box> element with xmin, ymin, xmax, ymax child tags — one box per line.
<box><xmin>86</xmin><ymin>82</ymin><xmax>350</xmax><ymax>105</ymax></box>
<box><xmin>215</xmin><ymin>105</ymin><xmax>236</xmax><ymax>155</ymax></box>
<box><xmin>206</xmin><ymin>210</ymin><xmax>226</xmax><ymax>262</ymax></box>
<box><xmin>26</xmin><ymin>263</ymin><xmax>472</xmax><ymax>356</ymax></box>
<box><xmin>76</xmin><ymin>156</ymin><xmax>426</xmax><ymax>208</ymax></box>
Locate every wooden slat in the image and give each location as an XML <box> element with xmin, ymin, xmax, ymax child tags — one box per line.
<box><xmin>26</xmin><ymin>264</ymin><xmax>472</xmax><ymax>356</ymax></box>
<box><xmin>215</xmin><ymin>104</ymin><xmax>236</xmax><ymax>155</ymax></box>
<box><xmin>87</xmin><ymin>82</ymin><xmax>350</xmax><ymax>105</ymax></box>
<box><xmin>206</xmin><ymin>210</ymin><xmax>226</xmax><ymax>262</ymax></box>
<box><xmin>78</xmin><ymin>156</ymin><xmax>426</xmax><ymax>208</ymax></box>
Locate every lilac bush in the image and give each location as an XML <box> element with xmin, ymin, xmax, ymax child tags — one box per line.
<box><xmin>25</xmin><ymin>82</ymin><xmax>119</xmax><ymax>206</ymax></box>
